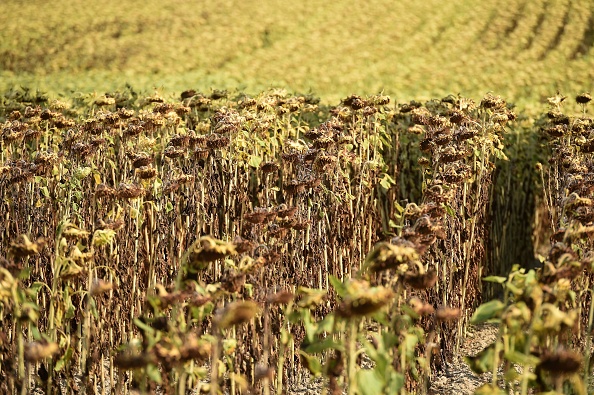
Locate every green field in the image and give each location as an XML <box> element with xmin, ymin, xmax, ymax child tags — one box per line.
<box><xmin>2</xmin><ymin>0</ymin><xmax>594</xmax><ymax>107</ymax></box>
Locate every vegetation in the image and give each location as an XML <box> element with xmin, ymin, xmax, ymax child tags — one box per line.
<box><xmin>1</xmin><ymin>1</ymin><xmax>594</xmax><ymax>394</ymax></box>
<box><xmin>1</xmin><ymin>0</ymin><xmax>594</xmax><ymax>106</ymax></box>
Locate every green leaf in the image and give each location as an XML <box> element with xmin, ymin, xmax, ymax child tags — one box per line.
<box><xmin>379</xmin><ymin>173</ymin><xmax>396</xmax><ymax>190</ymax></box>
<box><xmin>464</xmin><ymin>342</ymin><xmax>496</xmax><ymax>374</ymax></box>
<box><xmin>248</xmin><ymin>155</ymin><xmax>262</xmax><ymax>168</ymax></box>
<box><xmin>474</xmin><ymin>383</ymin><xmax>507</xmax><ymax>395</ymax></box>
<box><xmin>329</xmin><ymin>275</ymin><xmax>348</xmax><ymax>299</ymax></box>
<box><xmin>28</xmin><ymin>281</ymin><xmax>46</xmax><ymax>295</ymax></box>
<box><xmin>387</xmin><ymin>371</ymin><xmax>405</xmax><ymax>393</ymax></box>
<box><xmin>133</xmin><ymin>318</ymin><xmax>156</xmax><ymax>335</ymax></box>
<box><xmin>470</xmin><ymin>300</ymin><xmax>505</xmax><ymax>325</ymax></box>
<box><xmin>54</xmin><ymin>347</ymin><xmax>73</xmax><ymax>372</ymax></box>
<box><xmin>303</xmin><ymin>338</ymin><xmax>344</xmax><ymax>354</ymax></box>
<box><xmin>316</xmin><ymin>314</ymin><xmax>335</xmax><ymax>335</ymax></box>
<box><xmin>298</xmin><ymin>351</ymin><xmax>322</xmax><ymax>377</ymax></box>
<box><xmin>482</xmin><ymin>276</ymin><xmax>507</xmax><ymax>284</ymax></box>
<box><xmin>504</xmin><ymin>350</ymin><xmax>540</xmax><ymax>367</ymax></box>
<box><xmin>443</xmin><ymin>204</ymin><xmax>456</xmax><ymax>218</ymax></box>
<box><xmin>356</xmin><ymin>368</ymin><xmax>385</xmax><ymax>395</ymax></box>
<box><xmin>165</xmin><ymin>201</ymin><xmax>174</xmax><ymax>213</ymax></box>
<box><xmin>146</xmin><ymin>363</ymin><xmax>162</xmax><ymax>384</ymax></box>
<box><xmin>17</xmin><ymin>267</ymin><xmax>31</xmax><ymax>280</ymax></box>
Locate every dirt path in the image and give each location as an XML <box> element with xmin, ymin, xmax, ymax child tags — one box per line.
<box><xmin>288</xmin><ymin>324</ymin><xmax>500</xmax><ymax>395</ymax></box>
<box><xmin>429</xmin><ymin>324</ymin><xmax>500</xmax><ymax>395</ymax></box>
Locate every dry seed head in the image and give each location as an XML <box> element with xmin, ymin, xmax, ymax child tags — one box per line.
<box><xmin>313</xmin><ymin>136</ymin><xmax>335</xmax><ymax>149</ymax></box>
<box><xmin>439</xmin><ymin>146</ymin><xmax>467</xmax><ymax>163</ymax></box>
<box><xmin>233</xmin><ymin>236</ymin><xmax>256</xmax><ymax>254</ymax></box>
<box><xmin>116</xmin><ymin>183</ymin><xmax>145</xmax><ymax>199</ymax></box>
<box><xmin>193</xmin><ymin>148</ymin><xmax>210</xmax><ymax>160</ymax></box>
<box><xmin>0</xmin><ymin>268</ymin><xmax>17</xmax><ymax>301</ymax></box>
<box><xmin>189</xmin><ymin>132</ymin><xmax>208</xmax><ymax>147</ymax></box>
<box><xmin>538</xmin><ymin>349</ymin><xmax>582</xmax><ymax>375</ymax></box>
<box><xmin>9</xmin><ymin>235</ymin><xmax>45</xmax><ymax>258</ymax></box>
<box><xmin>399</xmin><ymin>101</ymin><xmax>422</xmax><ymax>113</ymax></box>
<box><xmin>455</xmin><ymin>126</ymin><xmax>477</xmax><ymax>141</ymax></box>
<box><xmin>95</xmin><ymin>184</ymin><xmax>116</xmax><ymax>198</ymax></box>
<box><xmin>417</xmin><ymin>156</ymin><xmax>431</xmax><ymax>167</ymax></box>
<box><xmin>267</xmin><ymin>290</ymin><xmax>295</xmax><ymax>305</ymax></box>
<box><xmin>164</xmin><ymin>145</ymin><xmax>186</xmax><ymax>158</ymax></box>
<box><xmin>221</xmin><ymin>273</ymin><xmax>246</xmax><ymax>293</ymax></box>
<box><xmin>404</xmin><ymin>269</ymin><xmax>438</xmax><ymax>290</ymax></box>
<box><xmin>408</xmin><ymin>125</ymin><xmax>425</xmax><ymax>135</ymax></box>
<box><xmin>244</xmin><ymin>208</ymin><xmax>270</xmax><ymax>224</ymax></box>
<box><xmin>480</xmin><ymin>94</ymin><xmax>505</xmax><ymax>109</ymax></box>
<box><xmin>364</xmin><ymin>241</ymin><xmax>420</xmax><ymax>273</ymax></box>
<box><xmin>215</xmin><ymin>300</ymin><xmax>259</xmax><ymax>329</ymax></box>
<box><xmin>63</xmin><ymin>224</ymin><xmax>90</xmax><ymax>240</ymax></box>
<box><xmin>136</xmin><ymin>166</ymin><xmax>157</xmax><ymax>179</ymax></box>
<box><xmin>117</xmin><ymin>108</ymin><xmax>134</xmax><ymax>119</ymax></box>
<box><xmin>490</xmin><ymin>112</ymin><xmax>509</xmax><ymax>124</ymax></box>
<box><xmin>342</xmin><ymin>94</ymin><xmax>367</xmax><ymax>110</ymax></box>
<box><xmin>292</xmin><ymin>220</ymin><xmax>310</xmax><ymax>231</ymax></box>
<box><xmin>124</xmin><ymin>123</ymin><xmax>144</xmax><ymax>137</ymax></box>
<box><xmin>304</xmin><ymin>128</ymin><xmax>324</xmax><ymax>141</ymax></box>
<box><xmin>95</xmin><ymin>218</ymin><xmax>124</xmax><ymax>231</ymax></box>
<box><xmin>409</xmin><ymin>297</ymin><xmax>435</xmax><ymax>316</ymax></box>
<box><xmin>94</xmin><ymin>96</ymin><xmax>116</xmax><ymax>107</ymax></box>
<box><xmin>336</xmin><ymin>280</ymin><xmax>393</xmax><ymax>318</ymax></box>
<box><xmin>24</xmin><ymin>129</ymin><xmax>42</xmax><ymax>141</ymax></box>
<box><xmin>181</xmin><ymin>89</ymin><xmax>197</xmax><ymax>100</ymax></box>
<box><xmin>278</xmin><ymin>217</ymin><xmax>298</xmax><ymax>229</ymax></box>
<box><xmin>449</xmin><ymin>110</ymin><xmax>467</xmax><ymax>124</ymax></box>
<box><xmin>8</xmin><ymin>110</ymin><xmax>22</xmax><ymax>121</ymax></box>
<box><xmin>205</xmin><ymin>134</ymin><xmax>230</xmax><ymax>149</ymax></box>
<box><xmin>296</xmin><ymin>287</ymin><xmax>327</xmax><ymax>309</ymax></box>
<box><xmin>281</xmin><ymin>151</ymin><xmax>302</xmax><ymax>163</ymax></box>
<box><xmin>275</xmin><ymin>204</ymin><xmax>298</xmax><ymax>218</ymax></box>
<box><xmin>169</xmin><ymin>134</ymin><xmax>190</xmax><ymax>147</ymax></box>
<box><xmin>90</xmin><ymin>279</ymin><xmax>114</xmax><ymax>296</ymax></box>
<box><xmin>435</xmin><ymin>307</ymin><xmax>460</xmax><ymax>322</ymax></box>
<box><xmin>433</xmin><ymin>133</ymin><xmax>452</xmax><ymax>146</ymax></box>
<box><xmin>284</xmin><ymin>180</ymin><xmax>307</xmax><ymax>195</ymax></box>
<box><xmin>576</xmin><ymin>93</ymin><xmax>592</xmax><ymax>105</ymax></box>
<box><xmin>547</xmin><ymin>111</ymin><xmax>570</xmax><ymax>125</ymax></box>
<box><xmin>544</xmin><ymin>124</ymin><xmax>567</xmax><ymax>138</ymax></box>
<box><xmin>419</xmin><ymin>138</ymin><xmax>434</xmax><ymax>152</ymax></box>
<box><xmin>114</xmin><ymin>352</ymin><xmax>156</xmax><ymax>369</ymax></box>
<box><xmin>260</xmin><ymin>161</ymin><xmax>279</xmax><ymax>174</ymax></box>
<box><xmin>187</xmin><ymin>236</ymin><xmax>237</xmax><ymax>269</ymax></box>
<box><xmin>24</xmin><ymin>341</ymin><xmax>59</xmax><ymax>362</ymax></box>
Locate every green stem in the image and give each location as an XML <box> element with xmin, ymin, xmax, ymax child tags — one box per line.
<box><xmin>347</xmin><ymin>319</ymin><xmax>358</xmax><ymax>395</ymax></box>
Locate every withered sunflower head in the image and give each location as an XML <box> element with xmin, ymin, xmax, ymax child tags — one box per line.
<box><xmin>266</xmin><ymin>290</ymin><xmax>295</xmax><ymax>305</ymax></box>
<box><xmin>260</xmin><ymin>161</ymin><xmax>280</xmax><ymax>174</ymax></box>
<box><xmin>186</xmin><ymin>236</ymin><xmax>237</xmax><ymax>270</ymax></box>
<box><xmin>576</xmin><ymin>93</ymin><xmax>592</xmax><ymax>105</ymax></box>
<box><xmin>336</xmin><ymin>280</ymin><xmax>393</xmax><ymax>318</ymax></box>
<box><xmin>364</xmin><ymin>241</ymin><xmax>420</xmax><ymax>273</ymax></box>
<box><xmin>537</xmin><ymin>349</ymin><xmax>582</xmax><ymax>375</ymax></box>
<box><xmin>435</xmin><ymin>307</ymin><xmax>460</xmax><ymax>322</ymax></box>
<box><xmin>215</xmin><ymin>300</ymin><xmax>260</xmax><ymax>329</ymax></box>
<box><xmin>404</xmin><ymin>268</ymin><xmax>438</xmax><ymax>290</ymax></box>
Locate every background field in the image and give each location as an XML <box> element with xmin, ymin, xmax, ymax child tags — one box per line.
<box><xmin>2</xmin><ymin>0</ymin><xmax>594</xmax><ymax>107</ymax></box>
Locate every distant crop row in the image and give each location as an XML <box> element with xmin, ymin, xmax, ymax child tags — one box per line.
<box><xmin>2</xmin><ymin>0</ymin><xmax>593</xmax><ymax>104</ymax></box>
